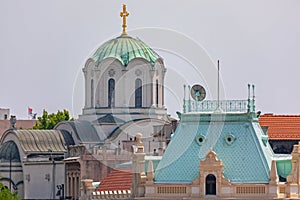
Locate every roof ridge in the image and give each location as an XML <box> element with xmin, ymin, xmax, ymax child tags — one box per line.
<box><xmin>261</xmin><ymin>114</ymin><xmax>300</xmax><ymax>117</ymax></box>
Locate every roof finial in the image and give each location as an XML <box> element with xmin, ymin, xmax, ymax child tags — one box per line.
<box><xmin>120</xmin><ymin>4</ymin><xmax>129</xmax><ymax>35</ymax></box>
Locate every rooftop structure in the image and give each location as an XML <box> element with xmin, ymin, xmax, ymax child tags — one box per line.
<box><xmin>0</xmin><ymin>108</ymin><xmax>9</xmax><ymax>120</ymax></box>
<box><xmin>124</xmin><ymin>84</ymin><xmax>298</xmax><ymax>199</ymax></box>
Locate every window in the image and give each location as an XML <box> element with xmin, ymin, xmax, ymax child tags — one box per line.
<box><xmin>91</xmin><ymin>79</ymin><xmax>94</xmax><ymax>107</ymax></box>
<box><xmin>96</xmin><ymin>81</ymin><xmax>101</xmax><ymax>107</ymax></box>
<box><xmin>206</xmin><ymin>174</ymin><xmax>216</xmax><ymax>195</ymax></box>
<box><xmin>135</xmin><ymin>79</ymin><xmax>142</xmax><ymax>108</ymax></box>
<box><xmin>195</xmin><ymin>134</ymin><xmax>206</xmax><ymax>146</ymax></box>
<box><xmin>225</xmin><ymin>134</ymin><xmax>236</xmax><ymax>146</ymax></box>
<box><xmin>108</xmin><ymin>79</ymin><xmax>115</xmax><ymax>107</ymax></box>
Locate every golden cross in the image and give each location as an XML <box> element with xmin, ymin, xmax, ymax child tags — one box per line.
<box><xmin>120</xmin><ymin>4</ymin><xmax>129</xmax><ymax>35</ymax></box>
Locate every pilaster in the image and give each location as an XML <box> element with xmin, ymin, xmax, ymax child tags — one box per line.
<box><xmin>132</xmin><ymin>133</ymin><xmax>146</xmax><ymax>197</ymax></box>
<box><xmin>80</xmin><ymin>179</ymin><xmax>95</xmax><ymax>200</ymax></box>
<box><xmin>287</xmin><ymin>142</ymin><xmax>300</xmax><ymax>198</ymax></box>
<box><xmin>269</xmin><ymin>160</ymin><xmax>279</xmax><ymax>197</ymax></box>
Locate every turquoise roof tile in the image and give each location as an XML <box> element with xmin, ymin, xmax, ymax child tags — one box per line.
<box><xmin>91</xmin><ymin>34</ymin><xmax>161</xmax><ymax>66</ymax></box>
<box><xmin>155</xmin><ymin>112</ymin><xmax>276</xmax><ymax>183</ymax></box>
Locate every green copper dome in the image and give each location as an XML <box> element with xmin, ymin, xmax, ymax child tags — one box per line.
<box><xmin>91</xmin><ymin>35</ymin><xmax>161</xmax><ymax>66</ymax></box>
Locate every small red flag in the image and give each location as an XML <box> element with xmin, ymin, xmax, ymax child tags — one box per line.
<box><xmin>28</xmin><ymin>107</ymin><xmax>33</xmax><ymax>115</ymax></box>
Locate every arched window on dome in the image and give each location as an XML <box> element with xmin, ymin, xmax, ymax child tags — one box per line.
<box><xmin>156</xmin><ymin>79</ymin><xmax>159</xmax><ymax>106</ymax></box>
<box><xmin>91</xmin><ymin>79</ymin><xmax>94</xmax><ymax>108</ymax></box>
<box><xmin>108</xmin><ymin>79</ymin><xmax>115</xmax><ymax>108</ymax></box>
<box><xmin>95</xmin><ymin>80</ymin><xmax>101</xmax><ymax>107</ymax></box>
<box><xmin>135</xmin><ymin>79</ymin><xmax>142</xmax><ymax>108</ymax></box>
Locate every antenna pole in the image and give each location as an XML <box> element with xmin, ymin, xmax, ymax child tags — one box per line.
<box><xmin>217</xmin><ymin>60</ymin><xmax>220</xmax><ymax>108</ymax></box>
<box><xmin>188</xmin><ymin>85</ymin><xmax>191</xmax><ymax>112</ymax></box>
<box><xmin>247</xmin><ymin>84</ymin><xmax>251</xmax><ymax>113</ymax></box>
<box><xmin>183</xmin><ymin>84</ymin><xmax>186</xmax><ymax>113</ymax></box>
<box><xmin>252</xmin><ymin>84</ymin><xmax>255</xmax><ymax>112</ymax></box>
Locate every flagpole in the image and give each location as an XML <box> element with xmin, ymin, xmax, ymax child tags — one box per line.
<box><xmin>217</xmin><ymin>60</ymin><xmax>220</xmax><ymax>108</ymax></box>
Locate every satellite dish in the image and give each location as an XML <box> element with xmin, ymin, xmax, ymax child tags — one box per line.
<box><xmin>191</xmin><ymin>84</ymin><xmax>206</xmax><ymax>101</ymax></box>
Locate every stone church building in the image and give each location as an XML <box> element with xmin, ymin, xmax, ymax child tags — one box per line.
<box><xmin>1</xmin><ymin>4</ymin><xmax>299</xmax><ymax>200</ymax></box>
<box><xmin>0</xmin><ymin>4</ymin><xmax>174</xmax><ymax>199</ymax></box>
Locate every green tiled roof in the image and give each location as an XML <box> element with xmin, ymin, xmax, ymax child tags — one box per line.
<box><xmin>154</xmin><ymin>112</ymin><xmax>276</xmax><ymax>183</ymax></box>
<box><xmin>91</xmin><ymin>34</ymin><xmax>161</xmax><ymax>66</ymax></box>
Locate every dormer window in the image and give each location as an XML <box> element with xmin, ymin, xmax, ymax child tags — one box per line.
<box><xmin>195</xmin><ymin>134</ymin><xmax>206</xmax><ymax>146</ymax></box>
<box><xmin>225</xmin><ymin>134</ymin><xmax>236</xmax><ymax>146</ymax></box>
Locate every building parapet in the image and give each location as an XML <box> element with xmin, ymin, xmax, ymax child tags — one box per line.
<box><xmin>90</xmin><ymin>190</ymin><xmax>131</xmax><ymax>199</ymax></box>
<box><xmin>183</xmin><ymin>84</ymin><xmax>256</xmax><ymax>114</ymax></box>
<box><xmin>184</xmin><ymin>99</ymin><xmax>249</xmax><ymax>113</ymax></box>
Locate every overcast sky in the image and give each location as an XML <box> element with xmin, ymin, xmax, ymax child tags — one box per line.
<box><xmin>1</xmin><ymin>0</ymin><xmax>300</xmax><ymax>119</ymax></box>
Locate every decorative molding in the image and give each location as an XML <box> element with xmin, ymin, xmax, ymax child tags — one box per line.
<box><xmin>135</xmin><ymin>69</ymin><xmax>142</xmax><ymax>76</ymax></box>
<box><xmin>200</xmin><ymin>149</ymin><xmax>221</xmax><ymax>166</ymax></box>
<box><xmin>108</xmin><ymin>69</ymin><xmax>116</xmax><ymax>77</ymax></box>
<box><xmin>193</xmin><ymin>149</ymin><xmax>231</xmax><ymax>196</ymax></box>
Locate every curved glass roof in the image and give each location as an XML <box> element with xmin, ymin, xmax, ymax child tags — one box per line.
<box><xmin>0</xmin><ymin>141</ymin><xmax>20</xmax><ymax>162</ymax></box>
<box><xmin>3</xmin><ymin>130</ymin><xmax>74</xmax><ymax>153</ymax></box>
<box><xmin>91</xmin><ymin>35</ymin><xmax>161</xmax><ymax>66</ymax></box>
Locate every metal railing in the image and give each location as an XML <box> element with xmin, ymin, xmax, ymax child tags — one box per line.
<box><xmin>182</xmin><ymin>84</ymin><xmax>256</xmax><ymax>114</ymax></box>
<box><xmin>183</xmin><ymin>99</ymin><xmax>250</xmax><ymax>113</ymax></box>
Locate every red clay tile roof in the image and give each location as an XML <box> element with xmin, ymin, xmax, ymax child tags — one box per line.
<box><xmin>259</xmin><ymin>114</ymin><xmax>300</xmax><ymax>140</ymax></box>
<box><xmin>98</xmin><ymin>169</ymin><xmax>132</xmax><ymax>192</ymax></box>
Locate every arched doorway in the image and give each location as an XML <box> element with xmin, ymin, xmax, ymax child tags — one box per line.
<box><xmin>206</xmin><ymin>174</ymin><xmax>216</xmax><ymax>195</ymax></box>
